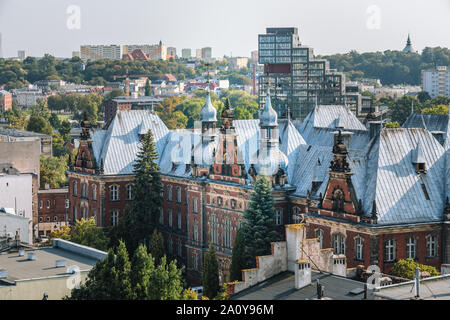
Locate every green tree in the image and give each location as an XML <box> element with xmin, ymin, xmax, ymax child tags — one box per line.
<box><xmin>27</xmin><ymin>115</ymin><xmax>53</xmax><ymax>135</ymax></box>
<box><xmin>39</xmin><ymin>155</ymin><xmax>68</xmax><ymax>188</ymax></box>
<box><xmin>130</xmin><ymin>244</ymin><xmax>154</xmax><ymax>299</ymax></box>
<box><xmin>385</xmin><ymin>121</ymin><xmax>401</xmax><ymax>128</ymax></box>
<box><xmin>59</xmin><ymin>120</ymin><xmax>72</xmax><ymax>141</ymax></box>
<box><xmin>241</xmin><ymin>177</ymin><xmax>280</xmax><ymax>268</ymax></box>
<box><xmin>49</xmin><ymin>113</ymin><xmax>61</xmax><ymax>129</ymax></box>
<box><xmin>70</xmin><ymin>217</ymin><xmax>109</xmax><ymax>251</ymax></box>
<box><xmin>230</xmin><ymin>229</ymin><xmax>245</xmax><ymax>281</ymax></box>
<box><xmin>202</xmin><ymin>243</ymin><xmax>220</xmax><ymax>299</ymax></box>
<box><xmin>67</xmin><ymin>241</ymin><xmax>133</xmax><ymax>300</ymax></box>
<box><xmin>148</xmin><ymin>255</ymin><xmax>185</xmax><ymax>300</ymax></box>
<box><xmin>421</xmin><ymin>104</ymin><xmax>449</xmax><ymax>115</ymax></box>
<box><xmin>417</xmin><ymin>91</ymin><xmax>431</xmax><ymax>103</ymax></box>
<box><xmin>145</xmin><ymin>78</ymin><xmax>152</xmax><ymax>96</ymax></box>
<box><xmin>388</xmin><ymin>95</ymin><xmax>421</xmax><ymax>125</ymax></box>
<box><xmin>391</xmin><ymin>259</ymin><xmax>439</xmax><ymax>280</ymax></box>
<box><xmin>124</xmin><ymin>129</ymin><xmax>163</xmax><ymax>254</ymax></box>
<box><xmin>150</xmin><ymin>229</ymin><xmax>165</xmax><ymax>266</ymax></box>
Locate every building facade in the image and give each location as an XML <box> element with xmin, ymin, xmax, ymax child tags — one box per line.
<box><xmin>258</xmin><ymin>27</ymin><xmax>345</xmax><ymax>119</ymax></box>
<box><xmin>80</xmin><ymin>45</ymin><xmax>121</xmax><ymax>62</ymax></box>
<box><xmin>68</xmin><ymin>89</ymin><xmax>450</xmax><ymax>285</ymax></box>
<box><xmin>182</xmin><ymin>48</ymin><xmax>192</xmax><ymax>59</ymax></box>
<box><xmin>422</xmin><ymin>66</ymin><xmax>450</xmax><ymax>98</ymax></box>
<box><xmin>37</xmin><ymin>187</ymin><xmax>69</xmax><ymax>237</ymax></box>
<box><xmin>0</xmin><ymin>90</ymin><xmax>12</xmax><ymax>112</ymax></box>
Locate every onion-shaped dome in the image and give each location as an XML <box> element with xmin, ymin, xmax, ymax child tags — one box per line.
<box><xmin>259</xmin><ymin>88</ymin><xmax>278</xmax><ymax>127</ymax></box>
<box><xmin>256</xmin><ymin>148</ymin><xmax>288</xmax><ymax>177</ymax></box>
<box><xmin>200</xmin><ymin>87</ymin><xmax>217</xmax><ymax>122</ymax></box>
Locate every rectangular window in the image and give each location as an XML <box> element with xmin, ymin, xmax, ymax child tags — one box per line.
<box><xmin>275</xmin><ymin>208</ymin><xmax>283</xmax><ymax>225</ymax></box>
<box><xmin>168</xmin><ymin>209</ymin><xmax>173</xmax><ymax>228</ymax></box>
<box><xmin>111</xmin><ymin>210</ymin><xmax>119</xmax><ymax>226</ymax></box>
<box><xmin>159</xmin><ymin>208</ymin><xmax>164</xmax><ymax>225</ymax></box>
<box><xmin>110</xmin><ymin>185</ymin><xmax>119</xmax><ymax>201</ymax></box>
<box><xmin>168</xmin><ymin>185</ymin><xmax>173</xmax><ymax>202</ymax></box>
<box><xmin>385</xmin><ymin>239</ymin><xmax>396</xmax><ymax>262</ymax></box>
<box><xmin>355</xmin><ymin>238</ymin><xmax>363</xmax><ymax>260</ymax></box>
<box><xmin>176</xmin><ymin>187</ymin><xmax>181</xmax><ymax>203</ymax></box>
<box><xmin>406</xmin><ymin>237</ymin><xmax>416</xmax><ymax>259</ymax></box>
<box><xmin>177</xmin><ymin>211</ymin><xmax>181</xmax><ymax>229</ymax></box>
<box><xmin>193</xmin><ymin>197</ymin><xmax>198</xmax><ymax>213</ymax></box>
<box><xmin>427</xmin><ymin>235</ymin><xmax>437</xmax><ymax>257</ymax></box>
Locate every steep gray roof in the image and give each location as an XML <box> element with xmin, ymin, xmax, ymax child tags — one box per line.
<box><xmin>299</xmin><ymin>105</ymin><xmax>369</xmax><ymax>149</ymax></box>
<box><xmin>92</xmin><ymin>110</ymin><xmax>170</xmax><ymax>175</ymax></box>
<box><xmin>363</xmin><ymin>128</ymin><xmax>446</xmax><ymax>224</ymax></box>
<box><xmin>402</xmin><ymin>113</ymin><xmax>450</xmax><ymax>149</ymax></box>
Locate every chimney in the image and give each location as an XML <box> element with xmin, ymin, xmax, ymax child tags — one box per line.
<box><xmin>295</xmin><ymin>260</ymin><xmax>311</xmax><ymax>289</ymax></box>
<box><xmin>0</xmin><ymin>269</ymin><xmax>7</xmax><ymax>279</ymax></box>
<box><xmin>368</xmin><ymin>121</ymin><xmax>382</xmax><ymax>140</ymax></box>
<box><xmin>414</xmin><ymin>267</ymin><xmax>420</xmax><ymax>298</ymax></box>
<box><xmin>55</xmin><ymin>260</ymin><xmax>67</xmax><ymax>268</ymax></box>
<box><xmin>18</xmin><ymin>249</ymin><xmax>25</xmax><ymax>257</ymax></box>
<box><xmin>45</xmin><ymin>183</ymin><xmax>50</xmax><ymax>190</ymax></box>
<box><xmin>317</xmin><ymin>280</ymin><xmax>325</xmax><ymax>299</ymax></box>
<box><xmin>27</xmin><ymin>252</ymin><xmax>37</xmax><ymax>261</ymax></box>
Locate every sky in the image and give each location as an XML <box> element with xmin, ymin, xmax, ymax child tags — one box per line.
<box><xmin>0</xmin><ymin>0</ymin><xmax>449</xmax><ymax>58</ymax></box>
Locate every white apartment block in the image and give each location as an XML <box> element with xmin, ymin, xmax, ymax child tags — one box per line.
<box><xmin>422</xmin><ymin>66</ymin><xmax>450</xmax><ymax>98</ymax></box>
<box><xmin>14</xmin><ymin>89</ymin><xmax>46</xmax><ymax>108</ymax></box>
<box><xmin>80</xmin><ymin>45</ymin><xmax>121</xmax><ymax>61</ymax></box>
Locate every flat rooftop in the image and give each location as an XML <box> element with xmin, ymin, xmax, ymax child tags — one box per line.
<box><xmin>374</xmin><ymin>274</ymin><xmax>450</xmax><ymax>300</ymax></box>
<box><xmin>231</xmin><ymin>271</ymin><xmax>373</xmax><ymax>300</ymax></box>
<box><xmin>112</xmin><ymin>96</ymin><xmax>163</xmax><ymax>103</ymax></box>
<box><xmin>0</xmin><ymin>128</ymin><xmax>51</xmax><ymax>138</ymax></box>
<box><xmin>0</xmin><ymin>246</ymin><xmax>97</xmax><ymax>283</ymax></box>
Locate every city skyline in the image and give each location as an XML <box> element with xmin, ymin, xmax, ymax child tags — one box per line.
<box><xmin>0</xmin><ymin>0</ymin><xmax>449</xmax><ymax>59</ymax></box>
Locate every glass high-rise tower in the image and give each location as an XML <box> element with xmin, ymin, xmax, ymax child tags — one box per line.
<box><xmin>258</xmin><ymin>27</ymin><xmax>345</xmax><ymax>119</ymax></box>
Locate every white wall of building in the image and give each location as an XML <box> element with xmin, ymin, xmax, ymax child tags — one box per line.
<box><xmin>0</xmin><ymin>174</ymin><xmax>33</xmax><ymax>220</ymax></box>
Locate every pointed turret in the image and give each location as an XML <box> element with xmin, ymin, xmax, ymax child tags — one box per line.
<box><xmin>200</xmin><ymin>87</ymin><xmax>217</xmax><ymax>141</ymax></box>
<box><xmin>402</xmin><ymin>33</ymin><xmax>415</xmax><ymax>53</ymax></box>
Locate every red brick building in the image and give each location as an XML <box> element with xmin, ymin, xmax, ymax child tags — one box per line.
<box><xmin>37</xmin><ymin>187</ymin><xmax>69</xmax><ymax>236</ymax></box>
<box><xmin>68</xmin><ymin>91</ymin><xmax>450</xmax><ymax>285</ymax></box>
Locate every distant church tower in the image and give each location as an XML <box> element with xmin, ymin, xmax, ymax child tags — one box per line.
<box><xmin>402</xmin><ymin>34</ymin><xmax>416</xmax><ymax>53</ymax></box>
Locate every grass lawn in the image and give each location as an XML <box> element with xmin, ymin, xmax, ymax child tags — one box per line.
<box><xmin>57</xmin><ymin>113</ymin><xmax>73</xmax><ymax>121</ymax></box>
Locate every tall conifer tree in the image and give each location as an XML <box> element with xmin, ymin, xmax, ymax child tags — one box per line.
<box><xmin>202</xmin><ymin>243</ymin><xmax>220</xmax><ymax>299</ymax></box>
<box><xmin>241</xmin><ymin>177</ymin><xmax>279</xmax><ymax>268</ymax></box>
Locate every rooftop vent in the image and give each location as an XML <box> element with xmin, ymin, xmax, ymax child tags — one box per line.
<box><xmin>0</xmin><ymin>269</ymin><xmax>7</xmax><ymax>279</ymax></box>
<box><xmin>27</xmin><ymin>252</ymin><xmax>36</xmax><ymax>261</ymax></box>
<box><xmin>55</xmin><ymin>260</ymin><xmax>67</xmax><ymax>268</ymax></box>
<box><xmin>18</xmin><ymin>249</ymin><xmax>25</xmax><ymax>257</ymax></box>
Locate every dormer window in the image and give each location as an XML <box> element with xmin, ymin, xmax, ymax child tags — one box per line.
<box><xmin>416</xmin><ymin>162</ymin><xmax>426</xmax><ymax>174</ymax></box>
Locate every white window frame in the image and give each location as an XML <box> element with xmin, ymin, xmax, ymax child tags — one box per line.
<box><xmin>355</xmin><ymin>237</ymin><xmax>363</xmax><ymax>260</ymax></box>
<box><xmin>110</xmin><ymin>185</ymin><xmax>119</xmax><ymax>201</ymax></box>
<box><xmin>126</xmin><ymin>184</ymin><xmax>133</xmax><ymax>200</ymax></box>
<box><xmin>315</xmin><ymin>229</ymin><xmax>323</xmax><ymax>249</ymax></box>
<box><xmin>406</xmin><ymin>237</ymin><xmax>416</xmax><ymax>259</ymax></box>
<box><xmin>427</xmin><ymin>235</ymin><xmax>437</xmax><ymax>258</ymax></box>
<box><xmin>92</xmin><ymin>184</ymin><xmax>97</xmax><ymax>201</ymax></box>
<box><xmin>333</xmin><ymin>233</ymin><xmax>345</xmax><ymax>255</ymax></box>
<box><xmin>275</xmin><ymin>208</ymin><xmax>283</xmax><ymax>225</ymax></box>
<box><xmin>385</xmin><ymin>239</ymin><xmax>396</xmax><ymax>262</ymax></box>
<box><xmin>168</xmin><ymin>185</ymin><xmax>173</xmax><ymax>202</ymax></box>
<box><xmin>111</xmin><ymin>210</ymin><xmax>119</xmax><ymax>226</ymax></box>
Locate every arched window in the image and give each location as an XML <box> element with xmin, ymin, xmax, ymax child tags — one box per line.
<box><xmin>46</xmin><ymin>200</ymin><xmax>50</xmax><ymax>209</ymax></box>
<box><xmin>332</xmin><ymin>188</ymin><xmax>345</xmax><ymax>212</ymax></box>
<box><xmin>54</xmin><ymin>216</ymin><xmax>58</xmax><ymax>222</ymax></box>
<box><xmin>73</xmin><ymin>181</ymin><xmax>77</xmax><ymax>196</ymax></box>
<box><xmin>39</xmin><ymin>200</ymin><xmax>43</xmax><ymax>209</ymax></box>
<box><xmin>333</xmin><ymin>233</ymin><xmax>345</xmax><ymax>254</ymax></box>
<box><xmin>81</xmin><ymin>183</ymin><xmax>88</xmax><ymax>198</ymax></box>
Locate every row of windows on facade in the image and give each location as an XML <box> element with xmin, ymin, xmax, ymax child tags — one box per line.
<box><xmin>314</xmin><ymin>230</ymin><xmax>438</xmax><ymax>261</ymax></box>
<box><xmin>72</xmin><ymin>181</ymin><xmax>133</xmax><ymax>201</ymax></box>
<box><xmin>39</xmin><ymin>199</ymin><xmax>55</xmax><ymax>210</ymax></box>
<box><xmin>38</xmin><ymin>215</ymin><xmax>61</xmax><ymax>222</ymax></box>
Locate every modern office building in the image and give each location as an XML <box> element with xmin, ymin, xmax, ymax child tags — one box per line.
<box><xmin>80</xmin><ymin>45</ymin><xmax>121</xmax><ymax>61</ymax></box>
<box><xmin>17</xmin><ymin>50</ymin><xmax>27</xmax><ymax>61</ymax></box>
<box><xmin>182</xmin><ymin>48</ymin><xmax>192</xmax><ymax>59</ymax></box>
<box><xmin>422</xmin><ymin>66</ymin><xmax>450</xmax><ymax>98</ymax></box>
<box><xmin>195</xmin><ymin>49</ymin><xmax>202</xmax><ymax>59</ymax></box>
<box><xmin>258</xmin><ymin>27</ymin><xmax>345</xmax><ymax>119</ymax></box>
<box><xmin>167</xmin><ymin>47</ymin><xmax>177</xmax><ymax>58</ymax></box>
<box><xmin>201</xmin><ymin>47</ymin><xmax>212</xmax><ymax>60</ymax></box>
